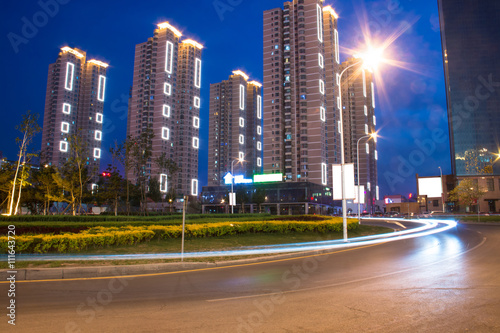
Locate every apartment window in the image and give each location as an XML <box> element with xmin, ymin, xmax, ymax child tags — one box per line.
<box><xmin>191</xmin><ymin>179</ymin><xmax>198</xmax><ymax>196</ymax></box>
<box><xmin>239</xmin><ymin>152</ymin><xmax>245</xmax><ymax>160</ymax></box>
<box><xmin>257</xmin><ymin>125</ymin><xmax>262</xmax><ymax>135</ymax></box>
<box><xmin>97</xmin><ymin>75</ymin><xmax>106</xmax><ymax>101</ymax></box>
<box><xmin>65</xmin><ymin>62</ymin><xmax>74</xmax><ymax>91</ymax></box>
<box><xmin>59</xmin><ymin>141</ymin><xmax>68</xmax><ymax>152</ymax></box>
<box><xmin>96</xmin><ymin>113</ymin><xmax>103</xmax><ymax>124</ymax></box>
<box><xmin>321</xmin><ymin>163</ymin><xmax>327</xmax><ymax>185</ymax></box>
<box><xmin>318</xmin><ymin>53</ymin><xmax>324</xmax><ymax>68</ymax></box>
<box><xmin>164</xmin><ymin>82</ymin><xmax>172</xmax><ymax>95</ymax></box>
<box><xmin>366</xmin><ymin>143</ymin><xmax>370</xmax><ymax>154</ymax></box>
<box><xmin>194</xmin><ymin>58</ymin><xmax>202</xmax><ymax>88</ymax></box>
<box><xmin>257</xmin><ymin>157</ymin><xmax>262</xmax><ymax>167</ymax></box>
<box><xmin>239</xmin><ymin>84</ymin><xmax>245</xmax><ymax>110</ymax></box>
<box><xmin>487</xmin><ymin>178</ymin><xmax>494</xmax><ymax>191</ymax></box>
<box><xmin>257</xmin><ymin>95</ymin><xmax>262</xmax><ymax>119</ymax></box>
<box><xmin>62</xmin><ymin>103</ymin><xmax>71</xmax><ymax>115</ymax></box>
<box><xmin>193</xmin><ymin>116</ymin><xmax>200</xmax><ymax>128</ymax></box>
<box><xmin>93</xmin><ymin>148</ymin><xmax>101</xmax><ymax>159</ymax></box>
<box><xmin>162</xmin><ymin>127</ymin><xmax>170</xmax><ymax>140</ymax></box>
<box><xmin>239</xmin><ymin>117</ymin><xmax>245</xmax><ymax>127</ymax></box>
<box><xmin>362</xmin><ymin>70</ymin><xmax>367</xmax><ymax>97</ymax></box>
<box><xmin>316</xmin><ymin>4</ymin><xmax>323</xmax><ymax>42</ymax></box>
<box><xmin>165</xmin><ymin>41</ymin><xmax>174</xmax><ymax>73</ymax></box>
<box><xmin>61</xmin><ymin>122</ymin><xmax>70</xmax><ymax>134</ymax></box>
<box><xmin>371</xmin><ymin>82</ymin><xmax>376</xmax><ymax>108</ymax></box>
<box><xmin>320</xmin><ymin>107</ymin><xmax>325</xmax><ymax>122</ymax></box>
<box><xmin>160</xmin><ymin>174</ymin><xmax>168</xmax><ymax>193</ymax></box>
<box><xmin>239</xmin><ymin>134</ymin><xmax>244</xmax><ymax>144</ymax></box>
<box><xmin>334</xmin><ymin>29</ymin><xmax>340</xmax><ymax>64</ymax></box>
<box><xmin>194</xmin><ymin>96</ymin><xmax>201</xmax><ymax>108</ymax></box>
<box><xmin>319</xmin><ymin>79</ymin><xmax>325</xmax><ymax>95</ymax></box>
<box><xmin>364</xmin><ymin>105</ymin><xmax>368</xmax><ymax>116</ymax></box>
<box><xmin>163</xmin><ymin>105</ymin><xmax>171</xmax><ymax>117</ymax></box>
<box><xmin>193</xmin><ymin>137</ymin><xmax>199</xmax><ymax>149</ymax></box>
<box><xmin>257</xmin><ymin>141</ymin><xmax>262</xmax><ymax>151</ymax></box>
<box><xmin>95</xmin><ymin>130</ymin><xmax>102</xmax><ymax>141</ymax></box>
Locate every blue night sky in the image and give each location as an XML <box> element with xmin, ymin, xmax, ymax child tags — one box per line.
<box><xmin>0</xmin><ymin>0</ymin><xmax>449</xmax><ymax>198</ymax></box>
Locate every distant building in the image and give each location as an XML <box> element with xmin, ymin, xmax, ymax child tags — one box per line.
<box><xmin>127</xmin><ymin>22</ymin><xmax>203</xmax><ymax>197</ymax></box>
<box><xmin>438</xmin><ymin>0</ymin><xmax>500</xmax><ymax>211</ymax></box>
<box><xmin>41</xmin><ymin>46</ymin><xmax>108</xmax><ymax>183</ymax></box>
<box><xmin>340</xmin><ymin>57</ymin><xmax>379</xmax><ymax>212</ymax></box>
<box><xmin>263</xmin><ymin>1</ymin><xmax>341</xmax><ymax>185</ymax></box>
<box><xmin>208</xmin><ymin>71</ymin><xmax>263</xmax><ymax>186</ymax></box>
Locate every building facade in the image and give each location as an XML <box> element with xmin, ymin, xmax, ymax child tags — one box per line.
<box><xmin>263</xmin><ymin>1</ymin><xmax>341</xmax><ymax>186</ymax></box>
<box><xmin>41</xmin><ymin>47</ymin><xmax>108</xmax><ymax>183</ymax></box>
<box><xmin>128</xmin><ymin>22</ymin><xmax>203</xmax><ymax>197</ymax></box>
<box><xmin>340</xmin><ymin>57</ymin><xmax>378</xmax><ymax>212</ymax></box>
<box><xmin>208</xmin><ymin>71</ymin><xmax>263</xmax><ymax>186</ymax></box>
<box><xmin>438</xmin><ymin>0</ymin><xmax>500</xmax><ymax>177</ymax></box>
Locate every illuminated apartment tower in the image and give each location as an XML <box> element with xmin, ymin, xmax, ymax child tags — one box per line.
<box><xmin>208</xmin><ymin>71</ymin><xmax>263</xmax><ymax>186</ymax></box>
<box><xmin>340</xmin><ymin>57</ymin><xmax>378</xmax><ymax>211</ymax></box>
<box><xmin>128</xmin><ymin>22</ymin><xmax>203</xmax><ymax>197</ymax></box>
<box><xmin>41</xmin><ymin>46</ymin><xmax>108</xmax><ymax>183</ymax></box>
<box><xmin>263</xmin><ymin>1</ymin><xmax>341</xmax><ymax>185</ymax></box>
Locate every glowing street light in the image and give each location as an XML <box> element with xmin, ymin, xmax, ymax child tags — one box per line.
<box><xmin>357</xmin><ymin>132</ymin><xmax>378</xmax><ymax>224</ymax></box>
<box><xmin>230</xmin><ymin>156</ymin><xmax>244</xmax><ymax>214</ymax></box>
<box><xmin>339</xmin><ymin>48</ymin><xmax>384</xmax><ymax>242</ymax></box>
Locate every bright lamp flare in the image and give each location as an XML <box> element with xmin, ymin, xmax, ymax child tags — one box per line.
<box><xmin>355</xmin><ymin>47</ymin><xmax>384</xmax><ymax>71</ymax></box>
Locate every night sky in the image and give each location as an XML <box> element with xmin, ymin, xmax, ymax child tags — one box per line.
<box><xmin>0</xmin><ymin>0</ymin><xmax>449</xmax><ymax>198</ymax></box>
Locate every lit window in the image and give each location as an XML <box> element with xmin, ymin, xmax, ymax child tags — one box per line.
<box><xmin>62</xmin><ymin>103</ymin><xmax>71</xmax><ymax>115</ymax></box>
<box><xmin>165</xmin><ymin>41</ymin><xmax>174</xmax><ymax>74</ymax></box>
<box><xmin>239</xmin><ymin>84</ymin><xmax>245</xmax><ymax>110</ymax></box>
<box><xmin>257</xmin><ymin>158</ymin><xmax>262</xmax><ymax>167</ymax></box>
<box><xmin>239</xmin><ymin>117</ymin><xmax>245</xmax><ymax>128</ymax></box>
<box><xmin>61</xmin><ymin>122</ymin><xmax>69</xmax><ymax>134</ymax></box>
<box><xmin>94</xmin><ymin>148</ymin><xmax>101</xmax><ymax>159</ymax></box>
<box><xmin>373</xmin><ymin>115</ymin><xmax>376</xmax><ymax>125</ymax></box>
<box><xmin>257</xmin><ymin>141</ymin><xmax>262</xmax><ymax>151</ymax></box>
<box><xmin>365</xmin><ymin>124</ymin><xmax>369</xmax><ymax>134</ymax></box>
<box><xmin>257</xmin><ymin>95</ymin><xmax>262</xmax><ymax>119</ymax></box>
<box><xmin>191</xmin><ymin>179</ymin><xmax>198</xmax><ymax>196</ymax></box>
<box><xmin>239</xmin><ymin>152</ymin><xmax>244</xmax><ymax>160</ymax></box>
<box><xmin>193</xmin><ymin>116</ymin><xmax>200</xmax><ymax>128</ymax></box>
<box><xmin>362</xmin><ymin>70</ymin><xmax>367</xmax><ymax>97</ymax></box>
<box><xmin>321</xmin><ymin>163</ymin><xmax>327</xmax><ymax>185</ymax></box>
<box><xmin>193</xmin><ymin>137</ymin><xmax>199</xmax><ymax>149</ymax></box>
<box><xmin>367</xmin><ymin>182</ymin><xmax>371</xmax><ymax>191</ymax></box>
<box><xmin>366</xmin><ymin>143</ymin><xmax>370</xmax><ymax>154</ymax></box>
<box><xmin>59</xmin><ymin>141</ymin><xmax>68</xmax><ymax>152</ymax></box>
<box><xmin>95</xmin><ymin>130</ymin><xmax>102</xmax><ymax>141</ymax></box>
<box><xmin>375</xmin><ymin>150</ymin><xmax>378</xmax><ymax>160</ymax></box>
<box><xmin>164</xmin><ymin>82</ymin><xmax>172</xmax><ymax>95</ymax></box>
<box><xmin>336</xmin><ymin>73</ymin><xmax>340</xmax><ymax>86</ymax></box>
<box><xmin>364</xmin><ymin>105</ymin><xmax>368</xmax><ymax>116</ymax></box>
<box><xmin>371</xmin><ymin>82</ymin><xmax>376</xmax><ymax>108</ymax></box>
<box><xmin>91</xmin><ymin>184</ymin><xmax>98</xmax><ymax>194</ymax></box>
<box><xmin>163</xmin><ymin>105</ymin><xmax>171</xmax><ymax>118</ymax></box>
<box><xmin>65</xmin><ymin>62</ymin><xmax>74</xmax><ymax>91</ymax></box>
<box><xmin>239</xmin><ymin>134</ymin><xmax>244</xmax><ymax>144</ymax></box>
<box><xmin>334</xmin><ymin>29</ymin><xmax>340</xmax><ymax>64</ymax></box>
<box><xmin>319</xmin><ymin>80</ymin><xmax>325</xmax><ymax>95</ymax></box>
<box><xmin>320</xmin><ymin>107</ymin><xmax>325</xmax><ymax>122</ymax></box>
<box><xmin>317</xmin><ymin>4</ymin><xmax>323</xmax><ymax>42</ymax></box>
<box><xmin>162</xmin><ymin>127</ymin><xmax>170</xmax><ymax>140</ymax></box>
<box><xmin>97</xmin><ymin>75</ymin><xmax>106</xmax><ymax>101</ymax></box>
<box><xmin>194</xmin><ymin>58</ymin><xmax>202</xmax><ymax>88</ymax></box>
<box><xmin>160</xmin><ymin>174</ymin><xmax>168</xmax><ymax>193</ymax></box>
<box><xmin>337</xmin><ymin>97</ymin><xmax>341</xmax><ymax>109</ymax></box>
<box><xmin>194</xmin><ymin>96</ymin><xmax>200</xmax><ymax>108</ymax></box>
<box><xmin>257</xmin><ymin>125</ymin><xmax>262</xmax><ymax>135</ymax></box>
<box><xmin>318</xmin><ymin>53</ymin><xmax>324</xmax><ymax>68</ymax></box>
<box><xmin>96</xmin><ymin>113</ymin><xmax>103</xmax><ymax>124</ymax></box>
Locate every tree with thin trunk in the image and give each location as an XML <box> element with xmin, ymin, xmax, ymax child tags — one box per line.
<box><xmin>448</xmin><ymin>178</ymin><xmax>487</xmax><ymax>213</ymax></box>
<box><xmin>110</xmin><ymin>137</ymin><xmax>135</xmax><ymax>215</ymax></box>
<box><xmin>129</xmin><ymin>128</ymin><xmax>154</xmax><ymax>215</ymax></box>
<box><xmin>155</xmin><ymin>152</ymin><xmax>179</xmax><ymax>213</ymax></box>
<box><xmin>6</xmin><ymin>111</ymin><xmax>41</xmax><ymax>216</ymax></box>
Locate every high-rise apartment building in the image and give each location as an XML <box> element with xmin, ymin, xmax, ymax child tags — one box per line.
<box><xmin>263</xmin><ymin>1</ymin><xmax>341</xmax><ymax>186</ymax></box>
<box><xmin>128</xmin><ymin>22</ymin><xmax>203</xmax><ymax>197</ymax></box>
<box><xmin>438</xmin><ymin>0</ymin><xmax>500</xmax><ymax>176</ymax></box>
<box><xmin>41</xmin><ymin>46</ymin><xmax>108</xmax><ymax>183</ymax></box>
<box><xmin>208</xmin><ymin>71</ymin><xmax>263</xmax><ymax>186</ymax></box>
<box><xmin>340</xmin><ymin>57</ymin><xmax>378</xmax><ymax>211</ymax></box>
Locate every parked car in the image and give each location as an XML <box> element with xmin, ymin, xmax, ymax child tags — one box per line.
<box><xmin>419</xmin><ymin>211</ymin><xmax>432</xmax><ymax>218</ymax></box>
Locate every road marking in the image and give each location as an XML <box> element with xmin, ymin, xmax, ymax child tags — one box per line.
<box><xmin>207</xmin><ymin>236</ymin><xmax>487</xmax><ymax>302</ymax></box>
<box><xmin>0</xmin><ymin>243</ymin><xmax>384</xmax><ymax>284</ymax></box>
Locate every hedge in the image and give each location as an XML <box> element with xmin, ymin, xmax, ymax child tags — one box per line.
<box><xmin>0</xmin><ymin>218</ymin><xmax>358</xmax><ymax>254</ymax></box>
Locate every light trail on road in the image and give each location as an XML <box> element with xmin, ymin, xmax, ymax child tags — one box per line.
<box><xmin>4</xmin><ymin>219</ymin><xmax>457</xmax><ymax>262</ymax></box>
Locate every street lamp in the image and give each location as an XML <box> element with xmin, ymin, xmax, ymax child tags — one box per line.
<box><xmin>338</xmin><ymin>48</ymin><xmax>383</xmax><ymax>242</ymax></box>
<box><xmin>438</xmin><ymin>166</ymin><xmax>445</xmax><ymax>213</ymax></box>
<box><xmin>356</xmin><ymin>132</ymin><xmax>377</xmax><ymax>224</ymax></box>
<box><xmin>230</xmin><ymin>156</ymin><xmax>244</xmax><ymax>214</ymax></box>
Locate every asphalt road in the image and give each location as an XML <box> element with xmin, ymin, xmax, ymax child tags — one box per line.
<box><xmin>1</xmin><ymin>221</ymin><xmax>499</xmax><ymax>333</ymax></box>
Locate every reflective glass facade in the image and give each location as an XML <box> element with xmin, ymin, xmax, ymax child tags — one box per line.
<box><xmin>439</xmin><ymin>0</ymin><xmax>500</xmax><ymax>176</ymax></box>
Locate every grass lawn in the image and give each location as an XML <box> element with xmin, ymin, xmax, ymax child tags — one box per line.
<box><xmin>0</xmin><ymin>225</ymin><xmax>392</xmax><ymax>269</ymax></box>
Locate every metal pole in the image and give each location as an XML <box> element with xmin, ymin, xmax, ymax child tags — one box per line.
<box><xmin>231</xmin><ymin>160</ymin><xmax>234</xmax><ymax>214</ymax></box>
<box><xmin>181</xmin><ymin>195</ymin><xmax>188</xmax><ymax>262</ymax></box>
<box><xmin>439</xmin><ymin>166</ymin><xmax>445</xmax><ymax>213</ymax></box>
<box><xmin>357</xmin><ymin>135</ymin><xmax>370</xmax><ymax>224</ymax></box>
<box><xmin>339</xmin><ymin>60</ymin><xmax>362</xmax><ymax>242</ymax></box>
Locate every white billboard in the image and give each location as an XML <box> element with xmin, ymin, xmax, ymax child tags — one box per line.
<box><xmin>332</xmin><ymin>164</ymin><xmax>356</xmax><ymax>200</ymax></box>
<box><xmin>353</xmin><ymin>185</ymin><xmax>365</xmax><ymax>204</ymax></box>
<box><xmin>418</xmin><ymin>177</ymin><xmax>443</xmax><ymax>198</ymax></box>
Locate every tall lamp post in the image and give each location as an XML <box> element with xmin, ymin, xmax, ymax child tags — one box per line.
<box><xmin>230</xmin><ymin>157</ymin><xmax>243</xmax><ymax>214</ymax></box>
<box><xmin>338</xmin><ymin>49</ymin><xmax>383</xmax><ymax>242</ymax></box>
<box><xmin>438</xmin><ymin>166</ymin><xmax>445</xmax><ymax>213</ymax></box>
<box><xmin>356</xmin><ymin>133</ymin><xmax>377</xmax><ymax>224</ymax></box>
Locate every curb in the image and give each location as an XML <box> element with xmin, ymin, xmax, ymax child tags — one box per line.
<box><xmin>0</xmin><ymin>249</ymin><xmax>326</xmax><ymax>282</ymax></box>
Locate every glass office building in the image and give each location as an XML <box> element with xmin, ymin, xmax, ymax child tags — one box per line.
<box><xmin>438</xmin><ymin>0</ymin><xmax>500</xmax><ymax>176</ymax></box>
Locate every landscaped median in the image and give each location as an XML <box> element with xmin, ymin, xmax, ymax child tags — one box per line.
<box><xmin>0</xmin><ymin>217</ymin><xmax>359</xmax><ymax>254</ymax></box>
